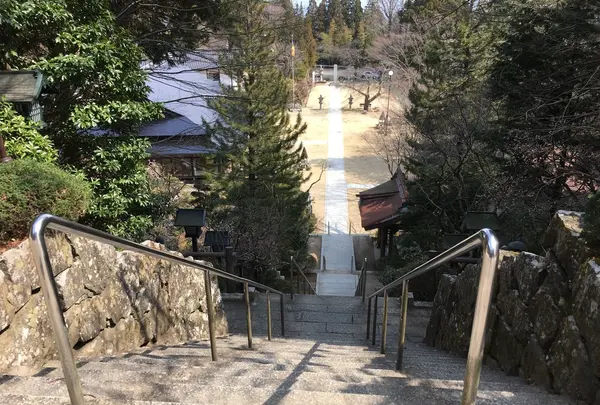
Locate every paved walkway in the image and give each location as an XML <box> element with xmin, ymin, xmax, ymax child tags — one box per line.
<box><xmin>318</xmin><ymin>86</ymin><xmax>358</xmax><ymax>296</ymax></box>
<box><xmin>316</xmin><ymin>273</ymin><xmax>358</xmax><ymax>296</ymax></box>
<box><xmin>324</xmin><ymin>86</ymin><xmax>348</xmax><ymax>234</ymax></box>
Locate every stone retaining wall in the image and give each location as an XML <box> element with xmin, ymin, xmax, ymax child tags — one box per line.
<box><xmin>425</xmin><ymin>211</ymin><xmax>600</xmax><ymax>403</ymax></box>
<box><xmin>0</xmin><ymin>234</ymin><xmax>228</xmax><ymax>370</ymax></box>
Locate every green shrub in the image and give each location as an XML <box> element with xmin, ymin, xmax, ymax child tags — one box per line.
<box><xmin>582</xmin><ymin>192</ymin><xmax>600</xmax><ymax>252</ymax></box>
<box><xmin>0</xmin><ymin>159</ymin><xmax>91</xmax><ymax>244</ymax></box>
<box><xmin>0</xmin><ymin>100</ymin><xmax>58</xmax><ymax>163</ymax></box>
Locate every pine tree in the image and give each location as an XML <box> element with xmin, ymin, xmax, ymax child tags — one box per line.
<box><xmin>206</xmin><ymin>0</ymin><xmax>314</xmax><ymax>273</ymax></box>
<box><xmin>363</xmin><ymin>0</ymin><xmax>384</xmax><ymax>45</ymax></box>
<box><xmin>315</xmin><ymin>0</ymin><xmax>327</xmax><ymax>33</ymax></box>
<box><xmin>397</xmin><ymin>0</ymin><xmax>499</xmax><ymax>247</ymax></box>
<box><xmin>307</xmin><ymin>0</ymin><xmax>319</xmax><ymax>24</ymax></box>
<box><xmin>351</xmin><ymin>0</ymin><xmax>363</xmax><ymax>40</ymax></box>
<box><xmin>301</xmin><ymin>19</ymin><xmax>318</xmax><ymax>71</ymax></box>
<box><xmin>342</xmin><ymin>0</ymin><xmax>354</xmax><ymax>30</ymax></box>
<box><xmin>326</xmin><ymin>0</ymin><xmax>343</xmax><ymax>31</ymax></box>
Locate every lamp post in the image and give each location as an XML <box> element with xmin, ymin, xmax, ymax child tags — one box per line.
<box><xmin>385</xmin><ymin>70</ymin><xmax>393</xmax><ymax>137</ymax></box>
<box><xmin>174</xmin><ymin>208</ymin><xmax>207</xmax><ymax>252</ymax></box>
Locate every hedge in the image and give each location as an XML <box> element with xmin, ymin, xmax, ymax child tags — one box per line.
<box><xmin>0</xmin><ymin>159</ymin><xmax>91</xmax><ymax>244</ymax></box>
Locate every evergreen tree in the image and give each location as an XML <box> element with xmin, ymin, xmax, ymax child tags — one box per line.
<box><xmin>301</xmin><ymin>19</ymin><xmax>318</xmax><ymax>72</ymax></box>
<box><xmin>397</xmin><ymin>0</ymin><xmax>500</xmax><ymax>247</ymax></box>
<box><xmin>315</xmin><ymin>0</ymin><xmax>328</xmax><ymax>33</ymax></box>
<box><xmin>342</xmin><ymin>0</ymin><xmax>354</xmax><ymax>30</ymax></box>
<box><xmin>326</xmin><ymin>0</ymin><xmax>344</xmax><ymax>31</ymax></box>
<box><xmin>0</xmin><ymin>0</ymin><xmax>165</xmax><ymax>239</ymax></box>
<box><xmin>351</xmin><ymin>0</ymin><xmax>364</xmax><ymax>40</ymax></box>
<box><xmin>207</xmin><ymin>0</ymin><xmax>314</xmax><ymax>275</ymax></box>
<box><xmin>307</xmin><ymin>0</ymin><xmax>319</xmax><ymax>24</ymax></box>
<box><xmin>363</xmin><ymin>0</ymin><xmax>384</xmax><ymax>45</ymax></box>
<box><xmin>484</xmin><ymin>0</ymin><xmax>600</xmax><ymax>243</ymax></box>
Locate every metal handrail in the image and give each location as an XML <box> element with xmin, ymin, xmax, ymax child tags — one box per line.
<box><xmin>366</xmin><ymin>228</ymin><xmax>499</xmax><ymax>405</ymax></box>
<box><xmin>354</xmin><ymin>257</ymin><xmax>368</xmax><ymax>301</ymax></box>
<box><xmin>29</xmin><ymin>214</ymin><xmax>286</xmax><ymax>405</ymax></box>
<box><xmin>290</xmin><ymin>256</ymin><xmax>317</xmax><ymax>296</ymax></box>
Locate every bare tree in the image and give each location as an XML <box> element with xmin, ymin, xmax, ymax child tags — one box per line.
<box><xmin>362</xmin><ymin>112</ymin><xmax>411</xmax><ymax>176</ymax></box>
<box><xmin>379</xmin><ymin>0</ymin><xmax>402</xmax><ymax>33</ymax></box>
<box><xmin>341</xmin><ymin>81</ymin><xmax>383</xmax><ymax>111</ymax></box>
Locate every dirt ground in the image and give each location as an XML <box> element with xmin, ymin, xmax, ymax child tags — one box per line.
<box><xmin>298</xmin><ymin>83</ymin><xmax>396</xmax><ymax>234</ymax></box>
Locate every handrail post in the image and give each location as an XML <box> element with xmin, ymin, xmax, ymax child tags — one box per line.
<box><xmin>29</xmin><ymin>226</ymin><xmax>85</xmax><ymax>405</ymax></box>
<box><xmin>290</xmin><ymin>256</ymin><xmax>294</xmax><ymax>300</ymax></box>
<box><xmin>366</xmin><ymin>297</ymin><xmax>371</xmax><ymax>339</ymax></box>
<box><xmin>296</xmin><ymin>262</ymin><xmax>300</xmax><ymax>294</ymax></box>
<box><xmin>266</xmin><ymin>291</ymin><xmax>272</xmax><ymax>341</ymax></box>
<box><xmin>280</xmin><ymin>293</ymin><xmax>285</xmax><ymax>336</ymax></box>
<box><xmin>461</xmin><ymin>233</ymin><xmax>499</xmax><ymax>405</ymax></box>
<box><xmin>351</xmin><ymin>255</ymin><xmax>354</xmax><ymax>271</ymax></box>
<box><xmin>322</xmin><ymin>255</ymin><xmax>326</xmax><ymax>271</ymax></box>
<box><xmin>371</xmin><ymin>295</ymin><xmax>378</xmax><ymax>346</ymax></box>
<box><xmin>204</xmin><ymin>269</ymin><xmax>218</xmax><ymax>361</ymax></box>
<box><xmin>328</xmin><ymin>221</ymin><xmax>330</xmax><ymax>234</ymax></box>
<box><xmin>362</xmin><ymin>258</ymin><xmax>367</xmax><ymax>302</ymax></box>
<box><xmin>244</xmin><ymin>282</ymin><xmax>253</xmax><ymax>349</ymax></box>
<box><xmin>225</xmin><ymin>246</ymin><xmax>234</xmax><ymax>293</ymax></box>
<box><xmin>380</xmin><ymin>290</ymin><xmax>389</xmax><ymax>354</ymax></box>
<box><xmin>396</xmin><ymin>280</ymin><xmax>409</xmax><ymax>370</ymax></box>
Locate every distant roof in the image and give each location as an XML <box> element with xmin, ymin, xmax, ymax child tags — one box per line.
<box><xmin>151</xmin><ymin>144</ymin><xmax>214</xmax><ymax>156</ymax></box>
<box><xmin>358</xmin><ymin>179</ymin><xmax>398</xmax><ymax>198</ymax></box>
<box><xmin>143</xmin><ymin>51</ymin><xmax>229</xmax><ymax>128</ymax></box>
<box><xmin>0</xmin><ymin>71</ymin><xmax>44</xmax><ymax>102</ymax></box>
<box><xmin>140</xmin><ymin>112</ymin><xmax>206</xmax><ymax>137</ymax></box>
<box><xmin>149</xmin><ymin>134</ymin><xmax>215</xmax><ymax>156</ymax></box>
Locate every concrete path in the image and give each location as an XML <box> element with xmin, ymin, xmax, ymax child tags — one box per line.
<box><xmin>324</xmin><ymin>86</ymin><xmax>348</xmax><ymax>235</ymax></box>
<box><xmin>320</xmin><ymin>234</ymin><xmax>354</xmax><ymax>271</ymax></box>
<box><xmin>318</xmin><ymin>87</ymin><xmax>358</xmax><ymax>296</ymax></box>
<box><xmin>316</xmin><ymin>273</ymin><xmax>358</xmax><ymax>296</ymax></box>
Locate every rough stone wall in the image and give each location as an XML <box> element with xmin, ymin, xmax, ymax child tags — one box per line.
<box><xmin>0</xmin><ymin>234</ymin><xmax>228</xmax><ymax>370</ymax></box>
<box><xmin>425</xmin><ymin>211</ymin><xmax>600</xmax><ymax>403</ymax></box>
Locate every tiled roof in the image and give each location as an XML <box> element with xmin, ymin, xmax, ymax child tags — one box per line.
<box><xmin>358</xmin><ymin>169</ymin><xmax>409</xmax><ymax>230</ymax></box>
<box><xmin>0</xmin><ymin>71</ymin><xmax>44</xmax><ymax>102</ymax></box>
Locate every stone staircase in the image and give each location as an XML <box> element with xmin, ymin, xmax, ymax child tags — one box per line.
<box><xmin>0</xmin><ymin>294</ymin><xmax>577</xmax><ymax>404</ymax></box>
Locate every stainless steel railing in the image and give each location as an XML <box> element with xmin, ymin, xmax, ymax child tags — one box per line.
<box><xmin>354</xmin><ymin>257</ymin><xmax>368</xmax><ymax>301</ymax></box>
<box><xmin>289</xmin><ymin>256</ymin><xmax>317</xmax><ymax>298</ymax></box>
<box><xmin>366</xmin><ymin>228</ymin><xmax>499</xmax><ymax>405</ymax></box>
<box><xmin>29</xmin><ymin>214</ymin><xmax>286</xmax><ymax>405</ymax></box>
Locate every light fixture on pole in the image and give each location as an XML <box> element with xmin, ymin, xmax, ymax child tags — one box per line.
<box><xmin>385</xmin><ymin>70</ymin><xmax>393</xmax><ymax>137</ymax></box>
<box><xmin>174</xmin><ymin>208</ymin><xmax>206</xmax><ymax>252</ymax></box>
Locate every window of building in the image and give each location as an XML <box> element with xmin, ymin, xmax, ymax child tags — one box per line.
<box><xmin>206</xmin><ymin>69</ymin><xmax>220</xmax><ymax>81</ymax></box>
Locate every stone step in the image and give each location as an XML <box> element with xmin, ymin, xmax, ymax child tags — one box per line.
<box><xmin>0</xmin><ymin>394</ymin><xmax>177</xmax><ymax>405</ymax></box>
<box><xmin>96</xmin><ymin>350</ymin><xmax>396</xmax><ymax>369</ymax></box>
<box><xmin>40</xmin><ymin>365</ymin><xmax>416</xmax><ymax>396</ymax></box>
<box><xmin>0</xmin><ymin>377</ymin><xmax>275</xmax><ymax>404</ymax></box>
<box><xmin>0</xmin><ymin>375</ymin><xmax>576</xmax><ymax>405</ymax></box>
<box><xmin>127</xmin><ymin>345</ymin><xmax>384</xmax><ymax>361</ymax></box>
<box><xmin>43</xmin><ymin>358</ymin><xmax>409</xmax><ymax>381</ymax></box>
